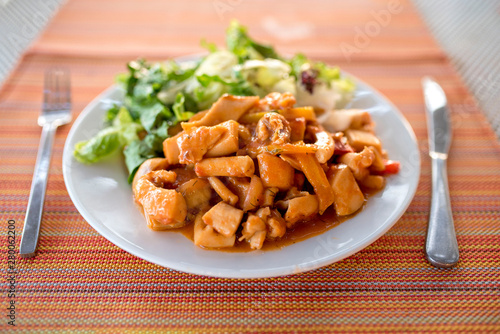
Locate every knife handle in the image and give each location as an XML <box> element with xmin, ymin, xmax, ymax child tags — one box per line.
<box><xmin>425</xmin><ymin>156</ymin><xmax>459</xmax><ymax>268</ymax></box>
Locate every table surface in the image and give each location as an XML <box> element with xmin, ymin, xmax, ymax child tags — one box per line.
<box><xmin>413</xmin><ymin>0</ymin><xmax>500</xmax><ymax>138</ymax></box>
<box><xmin>1</xmin><ymin>0</ymin><xmax>499</xmax><ymax>332</ymax></box>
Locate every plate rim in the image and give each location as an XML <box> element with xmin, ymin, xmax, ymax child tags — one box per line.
<box><xmin>63</xmin><ymin>71</ymin><xmax>420</xmax><ymax>279</ymax></box>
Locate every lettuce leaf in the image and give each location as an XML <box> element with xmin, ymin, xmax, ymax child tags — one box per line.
<box><xmin>172</xmin><ymin>93</ymin><xmax>195</xmax><ymax>122</ymax></box>
<box><xmin>237</xmin><ymin>59</ymin><xmax>293</xmax><ymax>95</ymax></box>
<box><xmin>196</xmin><ymin>73</ymin><xmax>255</xmax><ymax>96</ymax></box>
<box><xmin>75</xmin><ymin>20</ymin><xmax>357</xmax><ymax>184</ymax></box>
<box><xmin>226</xmin><ymin>20</ymin><xmax>280</xmax><ymax>63</ymax></box>
<box><xmin>331</xmin><ymin>76</ymin><xmax>356</xmax><ymax>108</ymax></box>
<box><xmin>124</xmin><ymin>120</ymin><xmax>171</xmax><ymax>184</ymax></box>
<box><xmin>74</xmin><ymin>107</ymin><xmax>142</xmax><ymax>164</ymax></box>
<box><xmin>74</xmin><ymin>128</ymin><xmax>122</xmax><ymax>164</ymax></box>
<box><xmin>124</xmin><ymin>137</ymin><xmax>157</xmax><ymax>184</ymax></box>
<box><xmin>139</xmin><ymin>102</ymin><xmax>172</xmax><ymax>133</ymax></box>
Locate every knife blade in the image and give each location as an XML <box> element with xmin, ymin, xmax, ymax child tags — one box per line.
<box><xmin>422</xmin><ymin>76</ymin><xmax>459</xmax><ymax>268</ymax></box>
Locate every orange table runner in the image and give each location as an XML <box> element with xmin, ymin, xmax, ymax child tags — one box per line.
<box><xmin>1</xmin><ymin>0</ymin><xmax>499</xmax><ymax>332</ymax></box>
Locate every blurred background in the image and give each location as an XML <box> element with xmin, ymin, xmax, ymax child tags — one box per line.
<box><xmin>1</xmin><ymin>0</ymin><xmax>499</xmax><ymax>136</ymax></box>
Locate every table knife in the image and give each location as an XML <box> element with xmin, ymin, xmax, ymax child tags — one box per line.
<box><xmin>422</xmin><ymin>76</ymin><xmax>459</xmax><ymax>268</ymax></box>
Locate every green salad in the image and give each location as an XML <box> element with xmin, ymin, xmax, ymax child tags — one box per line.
<box><xmin>74</xmin><ymin>20</ymin><xmax>356</xmax><ymax>183</ymax></box>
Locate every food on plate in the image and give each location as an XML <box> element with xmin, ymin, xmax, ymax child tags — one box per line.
<box><xmin>73</xmin><ymin>21</ymin><xmax>355</xmax><ymax>183</ymax></box>
<box><xmin>132</xmin><ymin>92</ymin><xmax>399</xmax><ymax>250</ymax></box>
<box><xmin>72</xmin><ymin>20</ymin><xmax>399</xmax><ymax>251</ymax></box>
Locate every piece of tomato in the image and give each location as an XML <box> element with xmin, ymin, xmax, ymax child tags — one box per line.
<box><xmin>382</xmin><ymin>160</ymin><xmax>400</xmax><ymax>174</ymax></box>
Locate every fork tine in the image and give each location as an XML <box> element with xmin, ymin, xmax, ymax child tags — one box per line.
<box><xmin>54</xmin><ymin>69</ymin><xmax>61</xmax><ymax>105</ymax></box>
<box><xmin>59</xmin><ymin>68</ymin><xmax>71</xmax><ymax>107</ymax></box>
<box><xmin>44</xmin><ymin>68</ymin><xmax>71</xmax><ymax>111</ymax></box>
<box><xmin>62</xmin><ymin>69</ymin><xmax>71</xmax><ymax>106</ymax></box>
<box><xmin>43</xmin><ymin>69</ymin><xmax>52</xmax><ymax>107</ymax></box>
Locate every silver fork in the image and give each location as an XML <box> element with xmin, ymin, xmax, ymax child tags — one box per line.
<box><xmin>20</xmin><ymin>68</ymin><xmax>72</xmax><ymax>258</ymax></box>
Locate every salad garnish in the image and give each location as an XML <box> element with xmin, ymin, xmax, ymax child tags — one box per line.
<box><xmin>74</xmin><ymin>20</ymin><xmax>355</xmax><ymax>183</ymax></box>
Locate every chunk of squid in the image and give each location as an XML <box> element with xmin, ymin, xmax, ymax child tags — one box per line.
<box><xmin>194</xmin><ymin>214</ymin><xmax>235</xmax><ymax>248</ymax></box>
<box><xmin>132</xmin><ymin>158</ymin><xmax>169</xmax><ymax>190</ymax></box>
<box><xmin>328</xmin><ymin>164</ymin><xmax>365</xmax><ymax>216</ymax></box>
<box><xmin>339</xmin><ymin>147</ymin><xmax>375</xmax><ymax>181</ymax></box>
<box><xmin>181</xmin><ymin>95</ymin><xmax>259</xmax><ymax>131</ymax></box>
<box><xmin>163</xmin><ymin>132</ymin><xmax>182</xmax><ymax>165</ymax></box>
<box><xmin>345</xmin><ymin>129</ymin><xmax>381</xmax><ymax>152</ymax></box>
<box><xmin>367</xmin><ymin>145</ymin><xmax>385</xmax><ymax>172</ymax></box>
<box><xmin>283</xmin><ymin>194</ymin><xmax>319</xmax><ymax>228</ymax></box>
<box><xmin>226</xmin><ymin>177</ymin><xmax>251</xmax><ymax>209</ymax></box>
<box><xmin>208</xmin><ymin>176</ymin><xmax>238</xmax><ymax>206</ymax></box>
<box><xmin>202</xmin><ymin>202</ymin><xmax>244</xmax><ymax>238</ymax></box>
<box><xmin>177</xmin><ymin>125</ymin><xmax>225</xmax><ymax>164</ymax></box>
<box><xmin>265</xmin><ymin>209</ymin><xmax>286</xmax><ymax>239</ymax></box>
<box><xmin>177</xmin><ymin>178</ymin><xmax>212</xmax><ymax>219</ymax></box>
<box><xmin>288</xmin><ymin>117</ymin><xmax>307</xmax><ymax>142</ymax></box>
<box><xmin>133</xmin><ymin>170</ymin><xmax>187</xmax><ymax>229</ymax></box>
<box><xmin>318</xmin><ymin>109</ymin><xmax>372</xmax><ymax>133</ymax></box>
<box><xmin>195</xmin><ymin>156</ymin><xmax>255</xmax><ymax>178</ymax></box>
<box><xmin>256</xmin><ymin>113</ymin><xmax>291</xmax><ymax>144</ymax></box>
<box><xmin>255</xmin><ymin>207</ymin><xmax>271</xmax><ymax>221</ymax></box>
<box><xmin>295</xmin><ymin>153</ymin><xmax>335</xmax><ymax>214</ymax></box>
<box><xmin>205</xmin><ymin>121</ymin><xmax>239</xmax><ymax>158</ymax></box>
<box><xmin>167</xmin><ymin>120</ymin><xmax>241</xmax><ymax>165</ymax></box>
<box><xmin>239</xmin><ymin>214</ymin><xmax>267</xmax><ymax>250</ymax></box>
<box><xmin>313</xmin><ymin>130</ymin><xmax>335</xmax><ymax>164</ymax></box>
<box><xmin>261</xmin><ymin>187</ymin><xmax>279</xmax><ymax>207</ymax></box>
<box><xmin>358</xmin><ymin>175</ymin><xmax>385</xmax><ymax>190</ymax></box>
<box><xmin>257</xmin><ymin>153</ymin><xmax>294</xmax><ymax>191</ymax></box>
<box><xmin>242</xmin><ymin>175</ymin><xmax>265</xmax><ymax>212</ymax></box>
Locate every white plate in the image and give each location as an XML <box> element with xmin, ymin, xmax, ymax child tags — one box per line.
<box><xmin>63</xmin><ymin>76</ymin><xmax>420</xmax><ymax>279</ymax></box>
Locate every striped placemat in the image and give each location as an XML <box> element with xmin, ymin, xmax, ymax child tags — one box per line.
<box><xmin>1</xmin><ymin>0</ymin><xmax>499</xmax><ymax>332</ymax></box>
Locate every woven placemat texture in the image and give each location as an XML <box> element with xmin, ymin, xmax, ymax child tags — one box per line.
<box><xmin>1</xmin><ymin>54</ymin><xmax>498</xmax><ymax>333</ymax></box>
<box><xmin>1</xmin><ymin>0</ymin><xmax>500</xmax><ymax>332</ymax></box>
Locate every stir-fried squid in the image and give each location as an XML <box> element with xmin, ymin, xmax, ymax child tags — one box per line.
<box><xmin>133</xmin><ymin>93</ymin><xmax>399</xmax><ymax>250</ymax></box>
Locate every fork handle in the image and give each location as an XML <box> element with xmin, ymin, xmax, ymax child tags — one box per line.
<box><xmin>425</xmin><ymin>156</ymin><xmax>459</xmax><ymax>268</ymax></box>
<box><xmin>20</xmin><ymin>123</ymin><xmax>57</xmax><ymax>258</ymax></box>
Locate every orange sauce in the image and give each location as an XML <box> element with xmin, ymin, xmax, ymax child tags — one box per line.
<box><xmin>135</xmin><ymin>161</ymin><xmax>380</xmax><ymax>252</ymax></box>
<box><xmin>173</xmin><ymin>188</ymin><xmax>377</xmax><ymax>252</ymax></box>
<box><xmin>176</xmin><ymin>206</ymin><xmax>345</xmax><ymax>252</ymax></box>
